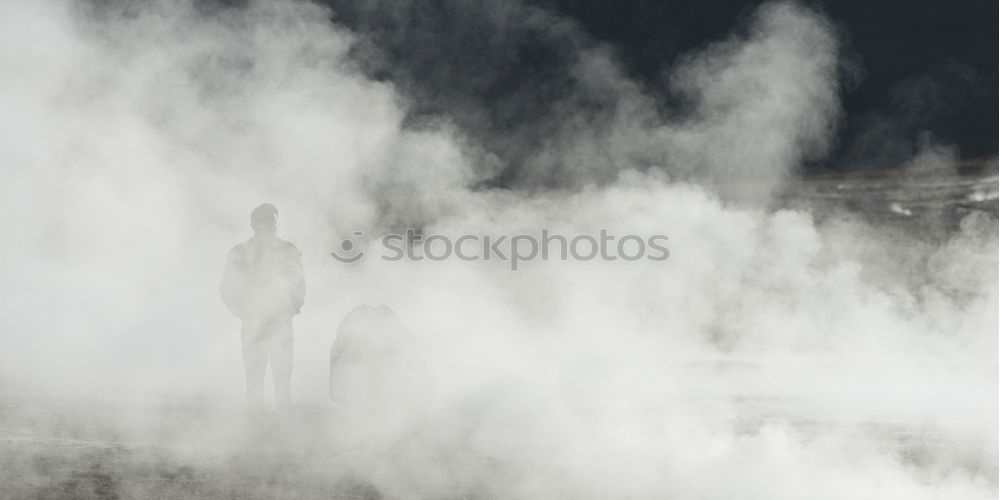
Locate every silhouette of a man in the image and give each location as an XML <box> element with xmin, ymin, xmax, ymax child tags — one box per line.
<box><xmin>221</xmin><ymin>204</ymin><xmax>305</xmax><ymax>412</ymax></box>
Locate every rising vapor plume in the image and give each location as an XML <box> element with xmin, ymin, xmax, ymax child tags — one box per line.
<box><xmin>0</xmin><ymin>0</ymin><xmax>995</xmax><ymax>498</ymax></box>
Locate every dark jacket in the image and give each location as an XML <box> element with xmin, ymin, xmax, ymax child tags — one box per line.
<box><xmin>221</xmin><ymin>236</ymin><xmax>305</xmax><ymax>320</ymax></box>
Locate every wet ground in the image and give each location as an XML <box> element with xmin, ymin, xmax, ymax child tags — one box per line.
<box><xmin>1</xmin><ymin>384</ymin><xmax>993</xmax><ymax>499</ymax></box>
<box><xmin>782</xmin><ymin>159</ymin><xmax>998</xmax><ymax>225</ymax></box>
<box><xmin>0</xmin><ymin>397</ymin><xmax>499</xmax><ymax>499</ymax></box>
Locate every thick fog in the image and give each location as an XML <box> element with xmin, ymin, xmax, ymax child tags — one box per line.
<box><xmin>0</xmin><ymin>0</ymin><xmax>995</xmax><ymax>498</ymax></box>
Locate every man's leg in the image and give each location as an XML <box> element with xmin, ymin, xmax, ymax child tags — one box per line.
<box><xmin>241</xmin><ymin>322</ymin><xmax>268</xmax><ymax>410</ymax></box>
<box><xmin>269</xmin><ymin>318</ymin><xmax>294</xmax><ymax>412</ymax></box>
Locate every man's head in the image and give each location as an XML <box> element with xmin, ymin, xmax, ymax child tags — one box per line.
<box><xmin>250</xmin><ymin>203</ymin><xmax>278</xmax><ymax>237</ymax></box>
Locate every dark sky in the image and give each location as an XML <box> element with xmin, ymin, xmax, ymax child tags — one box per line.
<box><xmin>545</xmin><ymin>0</ymin><xmax>998</xmax><ymax>164</ymax></box>
<box><xmin>324</xmin><ymin>0</ymin><xmax>996</xmax><ymax>177</ymax></box>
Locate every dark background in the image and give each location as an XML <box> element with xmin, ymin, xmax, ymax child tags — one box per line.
<box><xmin>550</xmin><ymin>0</ymin><xmax>997</xmax><ymax>163</ymax></box>
<box><xmin>318</xmin><ymin>0</ymin><xmax>996</xmax><ymax>178</ymax></box>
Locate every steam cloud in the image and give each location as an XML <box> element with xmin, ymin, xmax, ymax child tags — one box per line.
<box><xmin>0</xmin><ymin>0</ymin><xmax>995</xmax><ymax>498</ymax></box>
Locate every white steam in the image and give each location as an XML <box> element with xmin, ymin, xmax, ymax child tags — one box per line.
<box><xmin>0</xmin><ymin>0</ymin><xmax>994</xmax><ymax>499</ymax></box>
